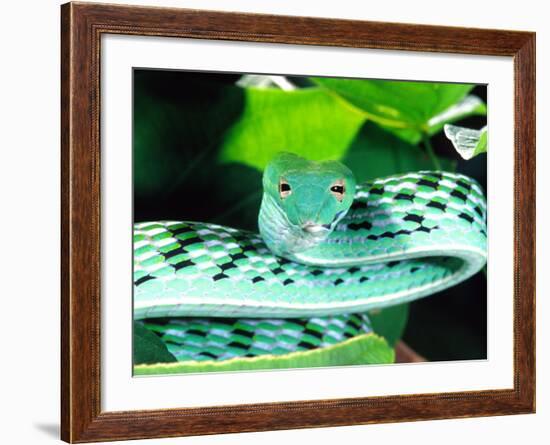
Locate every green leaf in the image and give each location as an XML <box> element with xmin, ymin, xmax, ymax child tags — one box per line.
<box><xmin>368</xmin><ymin>304</ymin><xmax>409</xmax><ymax>347</ymax></box>
<box><xmin>134</xmin><ymin>332</ymin><xmax>394</xmax><ymax>375</ymax></box>
<box><xmin>219</xmin><ymin>87</ymin><xmax>366</xmax><ymax>171</ymax></box>
<box><xmin>133</xmin><ymin>321</ymin><xmax>177</xmax><ymax>365</ymax></box>
<box><xmin>342</xmin><ymin>122</ymin><xmax>455</xmax><ymax>183</ymax></box>
<box><xmin>444</xmin><ymin>125</ymin><xmax>487</xmax><ymax>160</ymax></box>
<box><xmin>312</xmin><ymin>77</ymin><xmax>486</xmax><ymax>144</ymax></box>
<box><xmin>426</xmin><ymin>95</ymin><xmax>487</xmax><ymax>136</ymax></box>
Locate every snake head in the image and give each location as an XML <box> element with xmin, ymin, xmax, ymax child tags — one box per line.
<box><xmin>262</xmin><ymin>152</ymin><xmax>356</xmax><ymax>236</ymax></box>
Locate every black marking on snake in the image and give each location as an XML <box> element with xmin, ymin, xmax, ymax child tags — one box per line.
<box><xmin>277</xmin><ymin>257</ymin><xmax>292</xmax><ymax>265</ymax></box>
<box><xmin>359</xmin><ymin>276</ymin><xmax>369</xmax><ymax>283</ymax></box>
<box><xmin>348</xmin><ymin>266</ymin><xmax>360</xmax><ymax>274</ymax></box>
<box><xmin>292</xmin><ymin>319</ymin><xmax>309</xmax><ymax>328</ymax></box>
<box><xmin>212</xmin><ymin>272</ymin><xmax>229</xmax><ymax>281</ymax></box>
<box><xmin>387</xmin><ymin>261</ymin><xmax>400</xmax><ymax>268</ymax></box>
<box><xmin>395</xmin><ymin>228</ymin><xmax>417</xmax><ymax>236</ymax></box>
<box><xmin>395</xmin><ymin>193</ymin><xmax>414</xmax><ymax>202</ymax></box>
<box><xmin>480</xmin><ymin>229</ymin><xmax>487</xmax><ymax>237</ymax></box>
<box><xmin>311</xmin><ymin>269</ymin><xmax>324</xmax><ymax>276</ymax></box>
<box><xmin>334</xmin><ymin>278</ymin><xmax>344</xmax><ymax>286</ymax></box>
<box><xmin>417</xmin><ymin>178</ymin><xmax>438</xmax><ymax>189</ymax></box>
<box><xmin>298</xmin><ymin>341</ymin><xmax>317</xmax><ymax>349</ymax></box>
<box><xmin>271</xmin><ymin>267</ymin><xmax>285</xmax><ymax>275</ymax></box>
<box><xmin>351</xmin><ymin>201</ymin><xmax>368</xmax><ymax>210</ymax></box>
<box><xmin>220</xmin><ymin>262</ymin><xmax>237</xmax><ymax>272</ymax></box>
<box><xmin>233</xmin><ymin>329</ymin><xmax>254</xmax><ymax>338</ymax></box>
<box><xmin>304</xmin><ymin>328</ymin><xmax>323</xmax><ymax>340</ymax></box>
<box><xmin>171</xmin><ymin>225</ymin><xmax>195</xmax><ymax>236</ymax></box>
<box><xmin>404</xmin><ymin>214</ymin><xmax>425</xmax><ymax>224</ymax></box>
<box><xmin>427</xmin><ymin>172</ymin><xmax>444</xmax><ymax>181</ymax></box>
<box><xmin>410</xmin><ymin>267</ymin><xmax>420</xmax><ymax>273</ymax></box>
<box><xmin>283</xmin><ymin>278</ymin><xmax>295</xmax><ymax>286</ymax></box>
<box><xmin>364</xmin><ymin>224</ymin><xmax>439</xmax><ymax>242</ymax></box>
<box><xmin>227</xmin><ymin>341</ymin><xmax>249</xmax><ymax>349</ymax></box>
<box><xmin>231</xmin><ymin>233</ymin><xmax>250</xmax><ymax>242</ymax></box>
<box><xmin>212</xmin><ymin>319</ymin><xmax>237</xmax><ymax>326</ymax></box>
<box><xmin>416</xmin><ymin>226</ymin><xmax>433</xmax><ymax>233</ymax></box>
<box><xmin>252</xmin><ymin>276</ymin><xmax>265</xmax><ymax>283</ymax></box>
<box><xmin>457</xmin><ymin>179</ymin><xmax>472</xmax><ymax>191</ymax></box>
<box><xmin>151</xmin><ymin>330</ymin><xmax>166</xmax><ymax>341</ymax></box>
<box><xmin>348</xmin><ymin>221</ymin><xmax>373</xmax><ymax>231</ymax></box>
<box><xmin>187</xmin><ymin>329</ymin><xmax>207</xmax><ymax>337</ymax></box>
<box><xmin>427</xmin><ymin>201</ymin><xmax>447</xmax><ymax>211</ymax></box>
<box><xmin>381</xmin><ymin>230</ymin><xmax>408</xmax><ymax>238</ymax></box>
<box><xmin>178</xmin><ymin>237</ymin><xmax>202</xmax><ymax>249</ymax></box>
<box><xmin>163</xmin><ymin>249</ymin><xmax>182</xmax><ymax>260</ymax></box>
<box><xmin>173</xmin><ymin>259</ymin><xmax>195</xmax><ymax>271</ymax></box>
<box><xmin>458</xmin><ymin>212</ymin><xmax>474</xmax><ymax>224</ymax></box>
<box><xmin>369</xmin><ymin>187</ymin><xmax>384</xmax><ymax>195</ymax></box>
<box><xmin>474</xmin><ymin>205</ymin><xmax>484</xmax><ymax>217</ymax></box>
<box><xmin>135</xmin><ymin>275</ymin><xmax>155</xmax><ymax>286</ymax></box>
<box><xmin>200</xmin><ymin>352</ymin><xmax>218</xmax><ymax>359</ymax></box>
<box><xmin>219</xmin><ymin>252</ymin><xmax>248</xmax><ymax>273</ymax></box>
<box><xmin>451</xmin><ymin>189</ymin><xmax>468</xmax><ymax>201</ymax></box>
<box><xmin>147</xmin><ymin>318</ymin><xmax>169</xmax><ymax>326</ymax></box>
<box><xmin>231</xmin><ymin>252</ymin><xmax>247</xmax><ymax>262</ymax></box>
<box><xmin>346</xmin><ymin>318</ymin><xmax>362</xmax><ymax>330</ymax></box>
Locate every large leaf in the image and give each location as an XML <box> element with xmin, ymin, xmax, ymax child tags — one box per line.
<box><xmin>312</xmin><ymin>77</ymin><xmax>486</xmax><ymax>144</ymax></box>
<box><xmin>134</xmin><ymin>332</ymin><xmax>394</xmax><ymax>375</ymax></box>
<box><xmin>369</xmin><ymin>304</ymin><xmax>409</xmax><ymax>347</ymax></box>
<box><xmin>219</xmin><ymin>87</ymin><xmax>366</xmax><ymax>171</ymax></box>
<box><xmin>444</xmin><ymin>124</ymin><xmax>487</xmax><ymax>160</ymax></box>
<box><xmin>133</xmin><ymin>322</ymin><xmax>177</xmax><ymax>365</ymax></box>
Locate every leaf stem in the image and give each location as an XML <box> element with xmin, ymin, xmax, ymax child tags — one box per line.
<box><xmin>422</xmin><ymin>134</ymin><xmax>442</xmax><ymax>171</ymax></box>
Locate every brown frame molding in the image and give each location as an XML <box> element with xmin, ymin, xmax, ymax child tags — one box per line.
<box><xmin>61</xmin><ymin>2</ymin><xmax>536</xmax><ymax>442</ymax></box>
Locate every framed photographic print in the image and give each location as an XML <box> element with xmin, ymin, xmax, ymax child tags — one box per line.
<box><xmin>61</xmin><ymin>2</ymin><xmax>535</xmax><ymax>442</ymax></box>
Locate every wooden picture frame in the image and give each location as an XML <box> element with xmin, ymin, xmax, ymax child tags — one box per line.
<box><xmin>61</xmin><ymin>2</ymin><xmax>535</xmax><ymax>442</ymax></box>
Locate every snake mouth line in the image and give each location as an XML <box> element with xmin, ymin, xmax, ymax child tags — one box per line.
<box><xmin>301</xmin><ymin>210</ymin><xmax>346</xmax><ymax>234</ymax></box>
<box><xmin>301</xmin><ymin>223</ymin><xmax>330</xmax><ymax>234</ymax></box>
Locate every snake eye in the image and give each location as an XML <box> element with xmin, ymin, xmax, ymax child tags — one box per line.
<box><xmin>330</xmin><ymin>180</ymin><xmax>345</xmax><ymax>202</ymax></box>
<box><xmin>279</xmin><ymin>179</ymin><xmax>291</xmax><ymax>199</ymax></box>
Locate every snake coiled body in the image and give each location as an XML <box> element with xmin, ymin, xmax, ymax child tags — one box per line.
<box><xmin>134</xmin><ymin>167</ymin><xmax>486</xmax><ymax>372</ymax></box>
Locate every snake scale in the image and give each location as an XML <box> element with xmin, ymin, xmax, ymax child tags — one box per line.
<box><xmin>134</xmin><ymin>153</ymin><xmax>487</xmax><ymax>373</ymax></box>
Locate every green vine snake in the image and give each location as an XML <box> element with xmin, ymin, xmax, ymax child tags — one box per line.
<box><xmin>133</xmin><ymin>153</ymin><xmax>487</xmax><ymax>374</ymax></box>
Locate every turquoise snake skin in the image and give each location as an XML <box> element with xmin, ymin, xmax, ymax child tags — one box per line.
<box><xmin>134</xmin><ymin>170</ymin><xmax>487</xmax><ymax>366</ymax></box>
